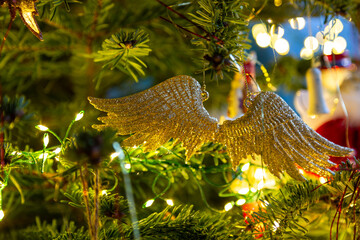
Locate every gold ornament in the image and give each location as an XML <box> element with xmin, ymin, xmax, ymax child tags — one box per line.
<box><xmin>88</xmin><ymin>75</ymin><xmax>352</xmax><ymax>180</ymax></box>
<box><xmin>2</xmin><ymin>0</ymin><xmax>43</xmax><ymax>40</ymax></box>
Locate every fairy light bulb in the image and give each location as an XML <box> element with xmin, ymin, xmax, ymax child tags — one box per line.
<box><xmin>241</xmin><ymin>163</ymin><xmax>250</xmax><ymax>172</ymax></box>
<box><xmin>300</xmin><ymin>48</ymin><xmax>314</xmax><ymax>60</ymax></box>
<box><xmin>323</xmin><ymin>41</ymin><xmax>334</xmax><ymax>55</ymax></box>
<box><xmin>255</xmin><ymin>168</ymin><xmax>266</xmax><ymax>180</ymax></box>
<box><xmin>144</xmin><ymin>199</ymin><xmax>154</xmax><ymax>208</ymax></box>
<box><xmin>289</xmin><ymin>17</ymin><xmax>305</xmax><ymax>30</ymax></box>
<box><xmin>273</xmin><ymin>221</ymin><xmax>280</xmax><ymax>231</ymax></box>
<box><xmin>316</xmin><ymin>32</ymin><xmax>326</xmax><ymax>45</ymax></box>
<box><xmin>274</xmin><ymin>38</ymin><xmax>289</xmax><ymax>55</ymax></box>
<box><xmin>101</xmin><ymin>190</ymin><xmax>107</xmax><ymax>195</ymax></box>
<box><xmin>36</xmin><ymin>125</ymin><xmax>48</xmax><ymax>131</ymax></box>
<box><xmin>252</xmin><ymin>23</ymin><xmax>267</xmax><ymax>39</ymax></box>
<box><xmin>238</xmin><ymin>187</ymin><xmax>249</xmax><ymax>195</ymax></box>
<box><xmin>0</xmin><ymin>210</ymin><xmax>4</xmax><ymax>221</ymax></box>
<box><xmin>329</xmin><ymin>18</ymin><xmax>343</xmax><ymax>35</ymax></box>
<box><xmin>75</xmin><ymin>111</ymin><xmax>84</xmax><ymax>121</ymax></box>
<box><xmin>270</xmin><ymin>25</ymin><xmax>284</xmax><ymax>38</ymax></box>
<box><xmin>43</xmin><ymin>133</ymin><xmax>49</xmax><ymax>147</ymax></box>
<box><xmin>110</xmin><ymin>152</ymin><xmax>120</xmax><ymax>160</ymax></box>
<box><xmin>224</xmin><ymin>202</ymin><xmax>234</xmax><ymax>211</ymax></box>
<box><xmin>39</xmin><ymin>153</ymin><xmax>49</xmax><ymax>159</ymax></box>
<box><xmin>333</xmin><ymin>36</ymin><xmax>347</xmax><ymax>54</ymax></box>
<box><xmin>304</xmin><ymin>36</ymin><xmax>319</xmax><ymax>51</ymax></box>
<box><xmin>235</xmin><ymin>199</ymin><xmax>246</xmax><ymax>206</ymax></box>
<box><xmin>166</xmin><ymin>199</ymin><xmax>174</xmax><ymax>206</ymax></box>
<box><xmin>53</xmin><ymin>148</ymin><xmax>61</xmax><ymax>154</ymax></box>
<box><xmin>319</xmin><ymin>177</ymin><xmax>327</xmax><ymax>184</ymax></box>
<box><xmin>125</xmin><ymin>163</ymin><xmax>131</xmax><ymax>169</ymax></box>
<box><xmin>257</xmin><ymin>180</ymin><xmax>265</xmax><ymax>190</ymax></box>
<box><xmin>256</xmin><ymin>33</ymin><xmax>271</xmax><ymax>48</ymax></box>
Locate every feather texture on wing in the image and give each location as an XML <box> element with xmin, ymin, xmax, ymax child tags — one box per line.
<box><xmin>88</xmin><ymin>75</ymin><xmax>353</xmax><ymax>180</ymax></box>
<box><xmin>88</xmin><ymin>75</ymin><xmax>219</xmax><ymax>160</ymax></box>
<box><xmin>218</xmin><ymin>92</ymin><xmax>352</xmax><ymax>180</ymax></box>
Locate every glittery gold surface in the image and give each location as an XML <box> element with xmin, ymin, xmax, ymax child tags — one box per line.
<box><xmin>16</xmin><ymin>0</ymin><xmax>43</xmax><ymax>40</ymax></box>
<box><xmin>88</xmin><ymin>75</ymin><xmax>353</xmax><ymax>180</ymax></box>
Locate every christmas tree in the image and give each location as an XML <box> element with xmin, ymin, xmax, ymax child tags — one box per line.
<box><xmin>1</xmin><ymin>0</ymin><xmax>360</xmax><ymax>239</ymax></box>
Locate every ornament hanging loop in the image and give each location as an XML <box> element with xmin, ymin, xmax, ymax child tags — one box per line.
<box><xmin>201</xmin><ymin>60</ymin><xmax>209</xmax><ymax>102</ymax></box>
<box><xmin>201</xmin><ymin>89</ymin><xmax>209</xmax><ymax>102</ymax></box>
<box><xmin>244</xmin><ymin>73</ymin><xmax>260</xmax><ymax>108</ymax></box>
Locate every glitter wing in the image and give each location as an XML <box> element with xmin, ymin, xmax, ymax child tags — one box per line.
<box><xmin>88</xmin><ymin>75</ymin><xmax>219</xmax><ymax>160</ymax></box>
<box><xmin>17</xmin><ymin>0</ymin><xmax>43</xmax><ymax>40</ymax></box>
<box><xmin>218</xmin><ymin>91</ymin><xmax>353</xmax><ymax>180</ymax></box>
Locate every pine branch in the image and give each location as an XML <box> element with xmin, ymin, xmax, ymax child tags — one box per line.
<box><xmin>95</xmin><ymin>29</ymin><xmax>152</xmax><ymax>82</ymax></box>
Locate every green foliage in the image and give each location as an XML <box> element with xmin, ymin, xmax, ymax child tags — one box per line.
<box><xmin>122</xmin><ymin>205</ymin><xmax>245</xmax><ymax>239</ymax></box>
<box><xmin>255</xmin><ymin>180</ymin><xmax>324</xmax><ymax>239</ymax></box>
<box><xmin>189</xmin><ymin>0</ymin><xmax>251</xmax><ymax>78</ymax></box>
<box><xmin>95</xmin><ymin>30</ymin><xmax>152</xmax><ymax>81</ymax></box>
<box><xmin>2</xmin><ymin>0</ymin><xmax>360</xmax><ymax>239</ymax></box>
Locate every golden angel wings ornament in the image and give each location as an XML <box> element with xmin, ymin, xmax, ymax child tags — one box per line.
<box><xmin>88</xmin><ymin>75</ymin><xmax>352</xmax><ymax>180</ymax></box>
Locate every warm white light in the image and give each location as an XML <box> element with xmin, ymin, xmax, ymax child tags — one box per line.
<box><xmin>43</xmin><ymin>133</ymin><xmax>49</xmax><ymax>147</ymax></box>
<box><xmin>289</xmin><ymin>18</ymin><xmax>296</xmax><ymax>29</ymax></box>
<box><xmin>274</xmin><ymin>0</ymin><xmax>282</xmax><ymax>7</ymax></box>
<box><xmin>333</xmin><ymin>36</ymin><xmax>347</xmax><ymax>54</ymax></box>
<box><xmin>270</xmin><ymin>25</ymin><xmax>284</xmax><ymax>38</ymax></box>
<box><xmin>256</xmin><ymin>33</ymin><xmax>271</xmax><ymax>48</ymax></box>
<box><xmin>224</xmin><ymin>202</ymin><xmax>234</xmax><ymax>211</ymax></box>
<box><xmin>270</xmin><ymin>34</ymin><xmax>279</xmax><ymax>48</ymax></box>
<box><xmin>241</xmin><ymin>163</ymin><xmax>250</xmax><ymax>172</ymax></box>
<box><xmin>300</xmin><ymin>48</ymin><xmax>314</xmax><ymax>60</ymax></box>
<box><xmin>11</xmin><ymin>151</ymin><xmax>21</xmax><ymax>156</ymax></box>
<box><xmin>257</xmin><ymin>180</ymin><xmax>265</xmax><ymax>190</ymax></box>
<box><xmin>299</xmin><ymin>169</ymin><xmax>305</xmax><ymax>175</ymax></box>
<box><xmin>265</xmin><ymin>179</ymin><xmax>276</xmax><ymax>188</ymax></box>
<box><xmin>304</xmin><ymin>36</ymin><xmax>319</xmax><ymax>51</ymax></box>
<box><xmin>252</xmin><ymin>23</ymin><xmax>267</xmax><ymax>39</ymax></box>
<box><xmin>323</xmin><ymin>41</ymin><xmax>334</xmax><ymax>55</ymax></box>
<box><xmin>36</xmin><ymin>125</ymin><xmax>48</xmax><ymax>131</ymax></box>
<box><xmin>75</xmin><ymin>111</ymin><xmax>84</xmax><ymax>121</ymax></box>
<box><xmin>101</xmin><ymin>190</ymin><xmax>107</xmax><ymax>195</ymax></box>
<box><xmin>236</xmin><ymin>199</ymin><xmax>246</xmax><ymax>206</ymax></box>
<box><xmin>238</xmin><ymin>188</ymin><xmax>250</xmax><ymax>195</ymax></box>
<box><xmin>289</xmin><ymin>17</ymin><xmax>305</xmax><ymax>30</ymax></box>
<box><xmin>255</xmin><ymin>168</ymin><xmax>266</xmax><ymax>180</ymax></box>
<box><xmin>319</xmin><ymin>177</ymin><xmax>327</xmax><ymax>184</ymax></box>
<box><xmin>144</xmin><ymin>199</ymin><xmax>154</xmax><ymax>207</ymax></box>
<box><xmin>273</xmin><ymin>221</ymin><xmax>280</xmax><ymax>230</ymax></box>
<box><xmin>329</xmin><ymin>18</ymin><xmax>343</xmax><ymax>35</ymax></box>
<box><xmin>250</xmin><ymin>187</ymin><xmax>257</xmax><ymax>192</ymax></box>
<box><xmin>125</xmin><ymin>163</ymin><xmax>131</xmax><ymax>169</ymax></box>
<box><xmin>260</xmin><ymin>200</ymin><xmax>270</xmax><ymax>207</ymax></box>
<box><xmin>110</xmin><ymin>152</ymin><xmax>120</xmax><ymax>160</ymax></box>
<box><xmin>274</xmin><ymin>38</ymin><xmax>289</xmax><ymax>55</ymax></box>
<box><xmin>166</xmin><ymin>199</ymin><xmax>174</xmax><ymax>206</ymax></box>
<box><xmin>53</xmin><ymin>148</ymin><xmax>61</xmax><ymax>154</ymax></box>
<box><xmin>39</xmin><ymin>153</ymin><xmax>49</xmax><ymax>159</ymax></box>
<box><xmin>316</xmin><ymin>32</ymin><xmax>326</xmax><ymax>45</ymax></box>
<box><xmin>0</xmin><ymin>210</ymin><xmax>4</xmax><ymax>221</ymax></box>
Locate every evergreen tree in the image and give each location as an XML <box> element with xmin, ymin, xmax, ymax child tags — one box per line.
<box><xmin>0</xmin><ymin>0</ymin><xmax>360</xmax><ymax>239</ymax></box>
